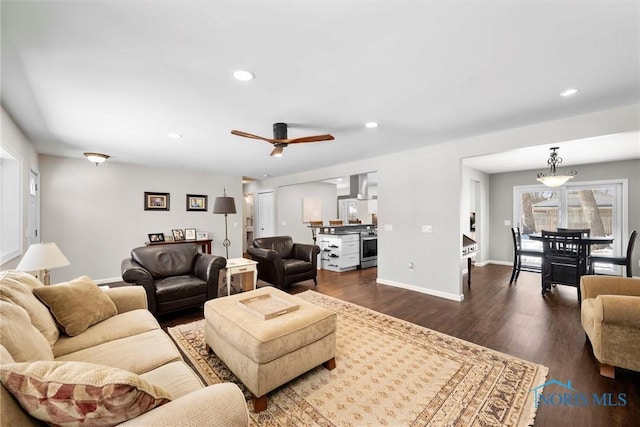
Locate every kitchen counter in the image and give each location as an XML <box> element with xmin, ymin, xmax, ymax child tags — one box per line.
<box><xmin>310</xmin><ymin>224</ymin><xmax>376</xmax><ymax>235</ymax></box>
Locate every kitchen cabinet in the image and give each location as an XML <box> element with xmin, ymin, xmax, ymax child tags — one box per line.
<box><xmin>318</xmin><ymin>233</ymin><xmax>360</xmax><ymax>272</ymax></box>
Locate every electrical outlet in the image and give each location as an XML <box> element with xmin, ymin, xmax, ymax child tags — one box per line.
<box><xmin>384</xmin><ymin>224</ymin><xmax>393</xmax><ymax>232</ymax></box>
<box><xmin>408</xmin><ymin>262</ymin><xmax>415</xmax><ymax>272</ymax></box>
<box><xmin>504</xmin><ymin>220</ymin><xmax>511</xmax><ymax>226</ymax></box>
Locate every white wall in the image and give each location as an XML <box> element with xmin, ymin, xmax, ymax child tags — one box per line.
<box><xmin>245</xmin><ymin>104</ymin><xmax>640</xmax><ymax>301</ymax></box>
<box><xmin>275</xmin><ymin>182</ymin><xmax>337</xmax><ymax>245</ymax></box>
<box><xmin>39</xmin><ymin>155</ymin><xmax>242</xmax><ymax>283</ymax></box>
<box><xmin>0</xmin><ymin>107</ymin><xmax>39</xmax><ymax>270</ymax></box>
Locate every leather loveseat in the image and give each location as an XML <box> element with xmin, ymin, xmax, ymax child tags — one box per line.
<box><xmin>247</xmin><ymin>236</ymin><xmax>320</xmax><ymax>289</ymax></box>
<box><xmin>121</xmin><ymin>243</ymin><xmax>226</xmax><ymax>316</ymax></box>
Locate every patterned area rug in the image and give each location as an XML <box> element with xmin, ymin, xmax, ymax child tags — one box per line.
<box><xmin>168</xmin><ymin>291</ymin><xmax>547</xmax><ymax>426</ymax></box>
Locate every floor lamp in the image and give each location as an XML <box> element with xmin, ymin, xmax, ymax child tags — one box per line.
<box><xmin>213</xmin><ymin>187</ymin><xmax>237</xmax><ymax>259</ymax></box>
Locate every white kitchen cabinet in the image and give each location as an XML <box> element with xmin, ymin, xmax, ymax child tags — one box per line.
<box><xmin>318</xmin><ymin>233</ymin><xmax>360</xmax><ymax>272</ymax></box>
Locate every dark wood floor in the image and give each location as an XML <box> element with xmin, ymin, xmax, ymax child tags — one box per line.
<box><xmin>159</xmin><ymin>264</ymin><xmax>639</xmax><ymax>427</ymax></box>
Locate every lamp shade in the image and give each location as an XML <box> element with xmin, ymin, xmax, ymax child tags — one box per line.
<box><xmin>16</xmin><ymin>243</ymin><xmax>70</xmax><ymax>272</ymax></box>
<box><xmin>213</xmin><ymin>196</ymin><xmax>237</xmax><ymax>214</ymax></box>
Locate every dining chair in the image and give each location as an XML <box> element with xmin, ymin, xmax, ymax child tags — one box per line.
<box><xmin>509</xmin><ymin>227</ymin><xmax>543</xmax><ymax>284</ymax></box>
<box><xmin>588</xmin><ymin>230</ymin><xmax>637</xmax><ymax>277</ymax></box>
<box><xmin>541</xmin><ymin>230</ymin><xmax>587</xmax><ymax>300</ymax></box>
<box><xmin>557</xmin><ymin>228</ymin><xmax>591</xmax><ymax>261</ymax></box>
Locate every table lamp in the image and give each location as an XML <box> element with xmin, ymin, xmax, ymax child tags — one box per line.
<box><xmin>16</xmin><ymin>242</ymin><xmax>70</xmax><ymax>285</ymax></box>
<box><xmin>213</xmin><ymin>187</ymin><xmax>237</xmax><ymax>259</ymax></box>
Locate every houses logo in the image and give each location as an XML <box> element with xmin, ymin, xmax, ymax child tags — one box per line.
<box><xmin>530</xmin><ymin>378</ymin><xmax>627</xmax><ymax>408</ymax></box>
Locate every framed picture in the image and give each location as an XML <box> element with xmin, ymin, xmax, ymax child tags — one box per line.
<box><xmin>196</xmin><ymin>231</ymin><xmax>208</xmax><ymax>240</ymax></box>
<box><xmin>144</xmin><ymin>192</ymin><xmax>170</xmax><ymax>211</ymax></box>
<box><xmin>186</xmin><ymin>194</ymin><xmax>208</xmax><ymax>211</ymax></box>
<box><xmin>172</xmin><ymin>229</ymin><xmax>185</xmax><ymax>241</ymax></box>
<box><xmin>185</xmin><ymin>228</ymin><xmax>196</xmax><ymax>240</ymax></box>
<box><xmin>148</xmin><ymin>233</ymin><xmax>165</xmax><ymax>243</ymax></box>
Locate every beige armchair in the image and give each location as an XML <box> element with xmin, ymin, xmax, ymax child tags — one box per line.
<box><xmin>580</xmin><ymin>275</ymin><xmax>640</xmax><ymax>378</ymax></box>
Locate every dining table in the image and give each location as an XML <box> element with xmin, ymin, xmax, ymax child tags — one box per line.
<box><xmin>529</xmin><ymin>232</ymin><xmax>614</xmax><ymax>296</ymax></box>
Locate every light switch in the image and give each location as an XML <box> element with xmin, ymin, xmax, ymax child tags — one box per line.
<box><xmin>422</xmin><ymin>225</ymin><xmax>432</xmax><ymax>233</ymax></box>
<box><xmin>504</xmin><ymin>220</ymin><xmax>511</xmax><ymax>226</ymax></box>
<box><xmin>384</xmin><ymin>224</ymin><xmax>393</xmax><ymax>232</ymax></box>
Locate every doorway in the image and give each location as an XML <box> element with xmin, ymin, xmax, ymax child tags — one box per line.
<box><xmin>256</xmin><ymin>191</ymin><xmax>275</xmax><ymax>238</ymax></box>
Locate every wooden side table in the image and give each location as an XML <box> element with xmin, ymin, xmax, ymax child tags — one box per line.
<box><xmin>222</xmin><ymin>258</ymin><xmax>258</xmax><ymax>296</ymax></box>
<box><xmin>145</xmin><ymin>239</ymin><xmax>212</xmax><ymax>254</ymax></box>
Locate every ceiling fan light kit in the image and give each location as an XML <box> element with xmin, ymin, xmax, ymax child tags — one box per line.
<box><xmin>231</xmin><ymin>122</ymin><xmax>334</xmax><ymax>157</ymax></box>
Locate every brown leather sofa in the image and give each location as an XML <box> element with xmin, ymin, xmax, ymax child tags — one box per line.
<box><xmin>121</xmin><ymin>244</ymin><xmax>226</xmax><ymax>316</ymax></box>
<box><xmin>247</xmin><ymin>236</ymin><xmax>320</xmax><ymax>289</ymax></box>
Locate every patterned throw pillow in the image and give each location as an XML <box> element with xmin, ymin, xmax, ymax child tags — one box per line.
<box><xmin>0</xmin><ymin>361</ymin><xmax>172</xmax><ymax>426</ymax></box>
<box><xmin>33</xmin><ymin>276</ymin><xmax>118</xmax><ymax>336</ymax></box>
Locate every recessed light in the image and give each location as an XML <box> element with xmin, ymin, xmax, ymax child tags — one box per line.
<box><xmin>263</xmin><ymin>174</ymin><xmax>271</xmax><ymax>178</ymax></box>
<box><xmin>168</xmin><ymin>133</ymin><xmax>183</xmax><ymax>139</ymax></box>
<box><xmin>365</xmin><ymin>122</ymin><xmax>378</xmax><ymax>129</ymax></box>
<box><xmin>233</xmin><ymin>70</ymin><xmax>255</xmax><ymax>81</ymax></box>
<box><xmin>560</xmin><ymin>88</ymin><xmax>579</xmax><ymax>97</ymax></box>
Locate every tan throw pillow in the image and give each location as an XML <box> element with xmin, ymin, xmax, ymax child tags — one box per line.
<box><xmin>0</xmin><ymin>361</ymin><xmax>172</xmax><ymax>426</ymax></box>
<box><xmin>33</xmin><ymin>276</ymin><xmax>118</xmax><ymax>336</ymax></box>
<box><xmin>0</xmin><ymin>301</ymin><xmax>54</xmax><ymax>362</ymax></box>
<box><xmin>0</xmin><ymin>270</ymin><xmax>60</xmax><ymax>346</ymax></box>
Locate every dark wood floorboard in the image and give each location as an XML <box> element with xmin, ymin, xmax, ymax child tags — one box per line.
<box><xmin>157</xmin><ymin>264</ymin><xmax>639</xmax><ymax>427</ymax></box>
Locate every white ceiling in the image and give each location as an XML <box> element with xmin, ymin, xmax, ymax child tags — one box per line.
<box><xmin>2</xmin><ymin>1</ymin><xmax>639</xmax><ymax>180</ymax></box>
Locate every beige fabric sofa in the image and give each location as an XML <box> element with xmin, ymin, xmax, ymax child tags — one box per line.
<box><xmin>0</xmin><ymin>270</ymin><xmax>249</xmax><ymax>426</ymax></box>
<box><xmin>580</xmin><ymin>275</ymin><xmax>640</xmax><ymax>378</ymax></box>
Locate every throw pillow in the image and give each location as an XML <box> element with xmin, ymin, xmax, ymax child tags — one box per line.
<box><xmin>33</xmin><ymin>276</ymin><xmax>118</xmax><ymax>336</ymax></box>
<box><xmin>0</xmin><ymin>361</ymin><xmax>172</xmax><ymax>426</ymax></box>
<box><xmin>0</xmin><ymin>270</ymin><xmax>60</xmax><ymax>346</ymax></box>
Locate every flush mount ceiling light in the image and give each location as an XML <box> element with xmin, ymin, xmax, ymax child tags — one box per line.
<box><xmin>536</xmin><ymin>147</ymin><xmax>577</xmax><ymax>187</ymax></box>
<box><xmin>83</xmin><ymin>152</ymin><xmax>109</xmax><ymax>166</ymax></box>
<box><xmin>365</xmin><ymin>122</ymin><xmax>378</xmax><ymax>128</ymax></box>
<box><xmin>560</xmin><ymin>88</ymin><xmax>579</xmax><ymax>97</ymax></box>
<box><xmin>233</xmin><ymin>70</ymin><xmax>255</xmax><ymax>81</ymax></box>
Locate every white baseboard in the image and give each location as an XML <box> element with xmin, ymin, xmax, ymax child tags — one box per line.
<box><xmin>486</xmin><ymin>260</ymin><xmax>512</xmax><ymax>266</ymax></box>
<box><xmin>376</xmin><ymin>278</ymin><xmax>464</xmax><ymax>302</ymax></box>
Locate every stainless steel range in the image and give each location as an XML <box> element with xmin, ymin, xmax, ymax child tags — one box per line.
<box><xmin>360</xmin><ymin>230</ymin><xmax>378</xmax><ymax>269</ymax></box>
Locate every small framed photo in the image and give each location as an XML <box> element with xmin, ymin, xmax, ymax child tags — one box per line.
<box><xmin>186</xmin><ymin>194</ymin><xmax>208</xmax><ymax>211</ymax></box>
<box><xmin>148</xmin><ymin>233</ymin><xmax>165</xmax><ymax>243</ymax></box>
<box><xmin>185</xmin><ymin>228</ymin><xmax>196</xmax><ymax>240</ymax></box>
<box><xmin>172</xmin><ymin>229</ymin><xmax>185</xmax><ymax>241</ymax></box>
<box><xmin>144</xmin><ymin>192</ymin><xmax>170</xmax><ymax>211</ymax></box>
<box><xmin>196</xmin><ymin>231</ymin><xmax>208</xmax><ymax>240</ymax></box>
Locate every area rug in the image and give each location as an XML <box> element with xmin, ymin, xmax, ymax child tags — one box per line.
<box><xmin>168</xmin><ymin>291</ymin><xmax>547</xmax><ymax>426</ymax></box>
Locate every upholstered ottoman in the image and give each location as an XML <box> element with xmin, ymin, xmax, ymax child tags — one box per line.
<box><xmin>204</xmin><ymin>286</ymin><xmax>336</xmax><ymax>412</ymax></box>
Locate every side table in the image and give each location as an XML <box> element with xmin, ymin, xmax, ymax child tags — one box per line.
<box><xmin>222</xmin><ymin>258</ymin><xmax>258</xmax><ymax>296</ymax></box>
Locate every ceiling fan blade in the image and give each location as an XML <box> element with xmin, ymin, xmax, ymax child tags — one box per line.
<box><xmin>231</xmin><ymin>130</ymin><xmax>276</xmax><ymax>144</ymax></box>
<box><xmin>270</xmin><ymin>146</ymin><xmax>284</xmax><ymax>157</ymax></box>
<box><xmin>287</xmin><ymin>134</ymin><xmax>335</xmax><ymax>144</ymax></box>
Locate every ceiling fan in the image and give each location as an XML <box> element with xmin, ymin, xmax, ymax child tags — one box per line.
<box><xmin>231</xmin><ymin>122</ymin><xmax>334</xmax><ymax>157</ymax></box>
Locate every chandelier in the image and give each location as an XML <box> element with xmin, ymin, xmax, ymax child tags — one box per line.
<box><xmin>536</xmin><ymin>147</ymin><xmax>577</xmax><ymax>187</ymax></box>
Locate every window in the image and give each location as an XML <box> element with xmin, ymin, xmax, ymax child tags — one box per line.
<box><xmin>513</xmin><ymin>180</ymin><xmax>626</xmax><ymax>273</ymax></box>
<box><xmin>1</xmin><ymin>145</ymin><xmax>22</xmax><ymax>264</ymax></box>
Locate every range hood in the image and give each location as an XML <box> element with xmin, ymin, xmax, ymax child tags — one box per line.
<box><xmin>348</xmin><ymin>174</ymin><xmax>369</xmax><ymax>200</ymax></box>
